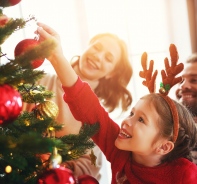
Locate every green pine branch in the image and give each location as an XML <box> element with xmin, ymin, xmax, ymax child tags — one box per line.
<box><xmin>0</xmin><ymin>12</ymin><xmax>36</xmax><ymax>45</ymax></box>
<box><xmin>0</xmin><ymin>122</ymin><xmax>100</xmax><ymax>184</ymax></box>
<box><xmin>0</xmin><ymin>39</ymin><xmax>55</xmax><ymax>86</ymax></box>
<box><xmin>59</xmin><ymin>122</ymin><xmax>100</xmax><ymax>160</ymax></box>
<box><xmin>0</xmin><ymin>10</ymin><xmax>100</xmax><ymax>184</ymax></box>
<box><xmin>18</xmin><ymin>83</ymin><xmax>54</xmax><ymax>104</ymax></box>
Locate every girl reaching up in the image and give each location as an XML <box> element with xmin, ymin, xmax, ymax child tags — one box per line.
<box><xmin>24</xmin><ymin>22</ymin><xmax>133</xmax><ymax>181</ymax></box>
<box><xmin>37</xmin><ymin>22</ymin><xmax>197</xmax><ymax>183</ymax></box>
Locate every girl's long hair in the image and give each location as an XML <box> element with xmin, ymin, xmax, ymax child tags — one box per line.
<box><xmin>142</xmin><ymin>94</ymin><xmax>197</xmax><ymax>163</ymax></box>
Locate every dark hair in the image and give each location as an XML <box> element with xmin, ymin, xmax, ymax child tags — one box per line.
<box><xmin>142</xmin><ymin>93</ymin><xmax>197</xmax><ymax>163</ymax></box>
<box><xmin>71</xmin><ymin>33</ymin><xmax>133</xmax><ymax>112</ymax></box>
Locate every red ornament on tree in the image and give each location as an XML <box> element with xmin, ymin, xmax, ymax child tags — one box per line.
<box><xmin>14</xmin><ymin>38</ymin><xmax>45</xmax><ymax>69</ymax></box>
<box><xmin>38</xmin><ymin>167</ymin><xmax>76</xmax><ymax>184</ymax></box>
<box><xmin>77</xmin><ymin>175</ymin><xmax>99</xmax><ymax>184</ymax></box>
<box><xmin>0</xmin><ymin>84</ymin><xmax>22</xmax><ymax>125</ymax></box>
<box><xmin>0</xmin><ymin>0</ymin><xmax>22</xmax><ymax>7</ymax></box>
<box><xmin>0</xmin><ymin>14</ymin><xmax>10</xmax><ymax>27</ymax></box>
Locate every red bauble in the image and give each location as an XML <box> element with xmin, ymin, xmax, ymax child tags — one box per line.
<box><xmin>0</xmin><ymin>14</ymin><xmax>9</xmax><ymax>27</ymax></box>
<box><xmin>0</xmin><ymin>0</ymin><xmax>22</xmax><ymax>7</ymax></box>
<box><xmin>78</xmin><ymin>175</ymin><xmax>99</xmax><ymax>184</ymax></box>
<box><xmin>14</xmin><ymin>38</ymin><xmax>45</xmax><ymax>69</ymax></box>
<box><xmin>0</xmin><ymin>84</ymin><xmax>22</xmax><ymax>125</ymax></box>
<box><xmin>38</xmin><ymin>167</ymin><xmax>76</xmax><ymax>184</ymax></box>
<box><xmin>8</xmin><ymin>0</ymin><xmax>21</xmax><ymax>6</ymax></box>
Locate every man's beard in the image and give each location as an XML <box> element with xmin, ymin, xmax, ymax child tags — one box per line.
<box><xmin>182</xmin><ymin>101</ymin><xmax>197</xmax><ymax>117</ymax></box>
<box><xmin>176</xmin><ymin>88</ymin><xmax>197</xmax><ymax>117</ymax></box>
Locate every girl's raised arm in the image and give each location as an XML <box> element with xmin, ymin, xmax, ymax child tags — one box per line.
<box><xmin>36</xmin><ymin>22</ymin><xmax>78</xmax><ymax>87</ymax></box>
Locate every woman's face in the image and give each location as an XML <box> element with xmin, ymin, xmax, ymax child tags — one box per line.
<box><xmin>78</xmin><ymin>36</ymin><xmax>121</xmax><ymax>81</ymax></box>
<box><xmin>115</xmin><ymin>99</ymin><xmax>161</xmax><ymax>155</ymax></box>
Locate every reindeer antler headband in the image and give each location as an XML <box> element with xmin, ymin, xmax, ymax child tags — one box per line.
<box><xmin>139</xmin><ymin>44</ymin><xmax>184</xmax><ymax>142</ymax></box>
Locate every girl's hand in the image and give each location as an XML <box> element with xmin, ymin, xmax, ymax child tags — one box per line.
<box><xmin>35</xmin><ymin>22</ymin><xmax>78</xmax><ymax>87</ymax></box>
<box><xmin>36</xmin><ymin>22</ymin><xmax>64</xmax><ymax>62</ymax></box>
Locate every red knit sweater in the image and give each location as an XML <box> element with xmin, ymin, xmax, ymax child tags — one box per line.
<box><xmin>62</xmin><ymin>78</ymin><xmax>197</xmax><ymax>184</ymax></box>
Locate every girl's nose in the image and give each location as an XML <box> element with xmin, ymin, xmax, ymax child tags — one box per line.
<box><xmin>122</xmin><ymin>117</ymin><xmax>133</xmax><ymax>127</ymax></box>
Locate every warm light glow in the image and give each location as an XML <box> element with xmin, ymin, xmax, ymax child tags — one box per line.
<box><xmin>68</xmin><ymin>151</ymin><xmax>72</xmax><ymax>155</ymax></box>
<box><xmin>24</xmin><ymin>120</ymin><xmax>30</xmax><ymax>126</ymax></box>
<box><xmin>5</xmin><ymin>165</ymin><xmax>12</xmax><ymax>173</ymax></box>
<box><xmin>48</xmin><ymin>127</ymin><xmax>54</xmax><ymax>131</ymax></box>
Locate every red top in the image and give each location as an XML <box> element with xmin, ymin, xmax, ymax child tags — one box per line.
<box><xmin>62</xmin><ymin>77</ymin><xmax>197</xmax><ymax>184</ymax></box>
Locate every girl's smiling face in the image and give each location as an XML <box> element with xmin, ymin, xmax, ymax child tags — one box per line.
<box><xmin>115</xmin><ymin>98</ymin><xmax>161</xmax><ymax>155</ymax></box>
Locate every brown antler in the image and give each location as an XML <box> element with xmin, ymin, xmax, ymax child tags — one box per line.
<box><xmin>139</xmin><ymin>52</ymin><xmax>158</xmax><ymax>93</ymax></box>
<box><xmin>160</xmin><ymin>44</ymin><xmax>184</xmax><ymax>95</ymax></box>
<box><xmin>139</xmin><ymin>44</ymin><xmax>184</xmax><ymax>143</ymax></box>
<box><xmin>159</xmin><ymin>44</ymin><xmax>184</xmax><ymax>142</ymax></box>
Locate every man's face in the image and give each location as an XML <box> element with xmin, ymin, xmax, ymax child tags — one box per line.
<box><xmin>176</xmin><ymin>62</ymin><xmax>197</xmax><ymax>117</ymax></box>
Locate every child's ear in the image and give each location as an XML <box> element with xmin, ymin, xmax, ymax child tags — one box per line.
<box><xmin>156</xmin><ymin>141</ymin><xmax>174</xmax><ymax>155</ymax></box>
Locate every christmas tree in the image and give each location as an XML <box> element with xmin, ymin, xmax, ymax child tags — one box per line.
<box><xmin>0</xmin><ymin>1</ymin><xmax>99</xmax><ymax>183</ymax></box>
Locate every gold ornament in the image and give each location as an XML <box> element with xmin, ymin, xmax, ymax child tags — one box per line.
<box><xmin>47</xmin><ymin>126</ymin><xmax>55</xmax><ymax>138</ymax></box>
<box><xmin>24</xmin><ymin>119</ymin><xmax>30</xmax><ymax>126</ymax></box>
<box><xmin>159</xmin><ymin>87</ymin><xmax>166</xmax><ymax>94</ymax></box>
<box><xmin>36</xmin><ymin>100</ymin><xmax>59</xmax><ymax>119</ymax></box>
<box><xmin>49</xmin><ymin>147</ymin><xmax>62</xmax><ymax>168</ymax></box>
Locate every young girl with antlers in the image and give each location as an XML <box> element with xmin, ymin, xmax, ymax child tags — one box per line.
<box><xmin>37</xmin><ymin>22</ymin><xmax>197</xmax><ymax>183</ymax></box>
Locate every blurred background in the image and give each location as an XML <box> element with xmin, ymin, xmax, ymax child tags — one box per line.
<box><xmin>2</xmin><ymin>0</ymin><xmax>197</xmax><ymax>102</ymax></box>
<box><xmin>1</xmin><ymin>0</ymin><xmax>197</xmax><ymax>182</ymax></box>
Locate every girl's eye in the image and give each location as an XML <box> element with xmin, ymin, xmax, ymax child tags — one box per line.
<box><xmin>129</xmin><ymin>111</ymin><xmax>134</xmax><ymax>117</ymax></box>
<box><xmin>138</xmin><ymin>117</ymin><xmax>144</xmax><ymax>123</ymax></box>
<box><xmin>128</xmin><ymin>111</ymin><xmax>145</xmax><ymax>123</ymax></box>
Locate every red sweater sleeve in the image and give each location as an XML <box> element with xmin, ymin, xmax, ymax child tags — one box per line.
<box><xmin>62</xmin><ymin>77</ymin><xmax>121</xmax><ymax>162</ymax></box>
<box><xmin>181</xmin><ymin>162</ymin><xmax>197</xmax><ymax>183</ymax></box>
